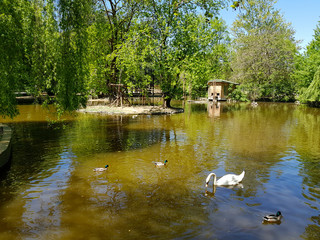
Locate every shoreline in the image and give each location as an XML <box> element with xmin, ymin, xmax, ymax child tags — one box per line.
<box><xmin>78</xmin><ymin>105</ymin><xmax>184</xmax><ymax>115</ymax></box>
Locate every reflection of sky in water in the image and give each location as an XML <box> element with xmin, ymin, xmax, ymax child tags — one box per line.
<box><xmin>21</xmin><ymin>148</ymin><xmax>74</xmax><ymax>237</ymax></box>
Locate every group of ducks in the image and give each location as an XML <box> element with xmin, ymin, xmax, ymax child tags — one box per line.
<box><xmin>93</xmin><ymin>160</ymin><xmax>282</xmax><ymax>224</ymax></box>
<box><xmin>92</xmin><ymin>160</ymin><xmax>168</xmax><ymax>172</ymax></box>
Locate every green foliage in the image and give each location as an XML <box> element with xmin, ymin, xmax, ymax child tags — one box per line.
<box><xmin>56</xmin><ymin>0</ymin><xmax>93</xmax><ymax>113</ymax></box>
<box><xmin>293</xmin><ymin>20</ymin><xmax>320</xmax><ymax>94</ymax></box>
<box><xmin>299</xmin><ymin>67</ymin><xmax>320</xmax><ymax>105</ymax></box>
<box><xmin>231</xmin><ymin>0</ymin><xmax>298</xmax><ymax>102</ymax></box>
<box><xmin>3</xmin><ymin>0</ymin><xmax>285</xmax><ymax>118</ymax></box>
<box><xmin>228</xmin><ymin>85</ymin><xmax>248</xmax><ymax>102</ymax></box>
<box><xmin>173</xmin><ymin>15</ymin><xmax>231</xmax><ymax>99</ymax></box>
<box><xmin>87</xmin><ymin>11</ymin><xmax>111</xmax><ymax>96</ymax></box>
<box><xmin>0</xmin><ymin>0</ymin><xmax>60</xmax><ymax>117</ymax></box>
<box><xmin>23</xmin><ymin>0</ymin><xmax>59</xmax><ymax>100</ymax></box>
<box><xmin>115</xmin><ymin>25</ymin><xmax>155</xmax><ymax>96</ymax></box>
<box><xmin>97</xmin><ymin>0</ymin><xmax>147</xmax><ymax>89</ymax></box>
<box><xmin>231</xmin><ymin>1</ymin><xmax>242</xmax><ymax>10</ymax></box>
<box><xmin>141</xmin><ymin>0</ymin><xmax>229</xmax><ymax>105</ymax></box>
<box><xmin>0</xmin><ymin>0</ymin><xmax>24</xmax><ymax>117</ymax></box>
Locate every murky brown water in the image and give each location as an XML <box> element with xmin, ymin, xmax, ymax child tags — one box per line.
<box><xmin>0</xmin><ymin>102</ymin><xmax>320</xmax><ymax>239</ymax></box>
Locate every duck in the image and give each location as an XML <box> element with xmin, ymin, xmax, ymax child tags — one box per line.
<box><xmin>93</xmin><ymin>165</ymin><xmax>109</xmax><ymax>172</ymax></box>
<box><xmin>154</xmin><ymin>160</ymin><xmax>168</xmax><ymax>166</ymax></box>
<box><xmin>205</xmin><ymin>170</ymin><xmax>245</xmax><ymax>187</ymax></box>
<box><xmin>263</xmin><ymin>211</ymin><xmax>282</xmax><ymax>223</ymax></box>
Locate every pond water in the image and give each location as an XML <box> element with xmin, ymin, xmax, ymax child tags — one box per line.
<box><xmin>0</xmin><ymin>102</ymin><xmax>320</xmax><ymax>239</ymax></box>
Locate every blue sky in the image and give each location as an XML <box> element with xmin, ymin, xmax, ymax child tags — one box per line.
<box><xmin>220</xmin><ymin>0</ymin><xmax>320</xmax><ymax>52</ymax></box>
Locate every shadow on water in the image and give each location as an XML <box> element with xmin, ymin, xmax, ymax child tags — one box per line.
<box><xmin>0</xmin><ymin>154</ymin><xmax>13</xmax><ymax>202</ymax></box>
<box><xmin>0</xmin><ymin>154</ymin><xmax>12</xmax><ymax>179</ymax></box>
<box><xmin>67</xmin><ymin>115</ymin><xmax>167</xmax><ymax>156</ymax></box>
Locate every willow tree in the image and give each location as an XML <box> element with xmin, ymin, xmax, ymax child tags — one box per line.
<box><xmin>299</xmin><ymin>67</ymin><xmax>320</xmax><ymax>107</ymax></box>
<box><xmin>0</xmin><ymin>0</ymin><xmax>23</xmax><ymax>117</ymax></box>
<box><xmin>231</xmin><ymin>0</ymin><xmax>298</xmax><ymax>101</ymax></box>
<box><xmin>0</xmin><ymin>0</ymin><xmax>59</xmax><ymax>118</ymax></box>
<box><xmin>0</xmin><ymin>0</ymin><xmax>56</xmax><ymax>117</ymax></box>
<box><xmin>296</xmin><ymin>20</ymin><xmax>320</xmax><ymax>106</ymax></box>
<box><xmin>23</xmin><ymin>0</ymin><xmax>59</xmax><ymax>101</ymax></box>
<box><xmin>56</xmin><ymin>0</ymin><xmax>93</xmax><ymax>113</ymax></box>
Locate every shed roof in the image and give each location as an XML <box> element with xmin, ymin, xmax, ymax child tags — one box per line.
<box><xmin>207</xmin><ymin>79</ymin><xmax>239</xmax><ymax>85</ymax></box>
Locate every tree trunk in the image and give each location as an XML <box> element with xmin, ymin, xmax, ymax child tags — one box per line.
<box><xmin>163</xmin><ymin>97</ymin><xmax>171</xmax><ymax>108</ymax></box>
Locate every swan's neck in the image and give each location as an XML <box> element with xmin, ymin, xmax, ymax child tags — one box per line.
<box><xmin>206</xmin><ymin>173</ymin><xmax>217</xmax><ymax>186</ymax></box>
<box><xmin>239</xmin><ymin>170</ymin><xmax>245</xmax><ymax>181</ymax></box>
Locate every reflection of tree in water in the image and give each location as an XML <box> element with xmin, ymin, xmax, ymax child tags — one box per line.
<box><xmin>0</xmin><ymin>121</ymin><xmax>74</xmax><ymax>237</ymax></box>
<box><xmin>225</xmin><ymin>103</ymin><xmax>292</xmax><ymax>155</ymax></box>
<box><xmin>218</xmin><ymin>103</ymin><xmax>295</xmax><ymax>198</ymax></box>
<box><xmin>189</xmin><ymin>103</ymin><xmax>208</xmax><ymax>113</ymax></box>
<box><xmin>221</xmin><ymin>103</ymin><xmax>248</xmax><ymax>113</ymax></box>
<box><xmin>301</xmin><ymin>214</ymin><xmax>320</xmax><ymax>239</ymax></box>
<box><xmin>69</xmin><ymin>115</ymin><xmax>165</xmax><ymax>156</ymax></box>
<box><xmin>290</xmin><ymin>106</ymin><xmax>320</xmax><ymax>239</ymax></box>
<box><xmin>183</xmin><ymin>103</ymin><xmax>292</xmax><ymax>199</ymax></box>
<box><xmin>0</xmin><ymin>122</ymin><xmax>66</xmax><ymax>203</ymax></box>
<box><xmin>299</xmin><ymin>155</ymin><xmax>320</xmax><ymax>240</ymax></box>
<box><xmin>206</xmin><ymin>102</ymin><xmax>247</xmax><ymax>118</ymax></box>
<box><xmin>290</xmin><ymin>106</ymin><xmax>320</xmax><ymax>188</ymax></box>
<box><xmin>60</xmin><ymin>171</ymin><xmax>214</xmax><ymax>239</ymax></box>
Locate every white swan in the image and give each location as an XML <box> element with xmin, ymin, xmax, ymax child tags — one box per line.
<box><xmin>205</xmin><ymin>170</ymin><xmax>245</xmax><ymax>187</ymax></box>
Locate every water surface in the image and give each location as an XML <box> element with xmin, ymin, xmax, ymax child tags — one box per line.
<box><xmin>0</xmin><ymin>102</ymin><xmax>319</xmax><ymax>239</ymax></box>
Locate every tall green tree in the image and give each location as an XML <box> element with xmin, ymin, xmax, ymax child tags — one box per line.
<box><xmin>87</xmin><ymin>9</ymin><xmax>112</xmax><ymax>96</ymax></box>
<box><xmin>175</xmin><ymin>16</ymin><xmax>230</xmax><ymax>98</ymax></box>
<box><xmin>143</xmin><ymin>0</ymin><xmax>226</xmax><ymax>107</ymax></box>
<box><xmin>115</xmin><ymin>24</ymin><xmax>155</xmax><ymax>100</ymax></box>
<box><xmin>230</xmin><ymin>0</ymin><xmax>298</xmax><ymax>101</ymax></box>
<box><xmin>96</xmin><ymin>0</ymin><xmax>146</xmax><ymax>101</ymax></box>
<box><xmin>99</xmin><ymin>0</ymin><xmax>229</xmax><ymax>106</ymax></box>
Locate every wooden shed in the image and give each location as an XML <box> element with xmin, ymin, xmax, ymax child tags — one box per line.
<box><xmin>207</xmin><ymin>79</ymin><xmax>239</xmax><ymax>101</ymax></box>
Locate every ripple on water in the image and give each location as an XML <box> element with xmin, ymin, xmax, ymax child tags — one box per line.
<box><xmin>18</xmin><ymin>148</ymin><xmax>74</xmax><ymax>237</ymax></box>
<box><xmin>1</xmin><ymin>103</ymin><xmax>320</xmax><ymax>239</ymax></box>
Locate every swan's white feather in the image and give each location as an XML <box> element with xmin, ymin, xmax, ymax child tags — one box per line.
<box><xmin>216</xmin><ymin>172</ymin><xmax>243</xmax><ymax>185</ymax></box>
<box><xmin>206</xmin><ymin>170</ymin><xmax>245</xmax><ymax>186</ymax></box>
